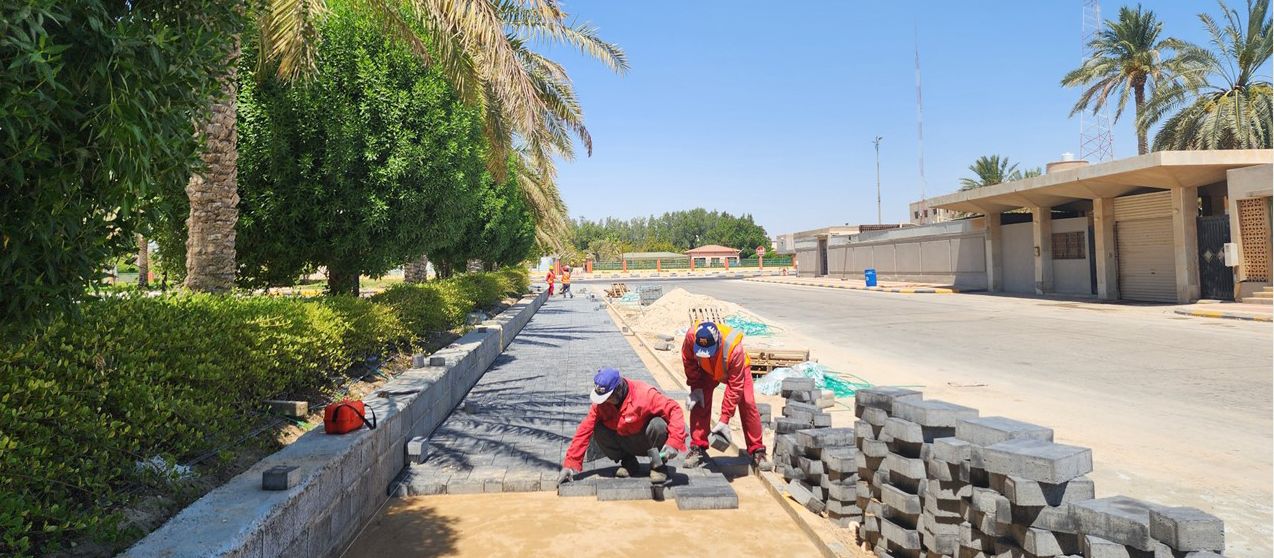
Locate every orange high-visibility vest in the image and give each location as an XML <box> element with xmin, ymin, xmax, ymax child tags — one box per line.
<box><xmin>695</xmin><ymin>323</ymin><xmax>749</xmax><ymax>382</ymax></box>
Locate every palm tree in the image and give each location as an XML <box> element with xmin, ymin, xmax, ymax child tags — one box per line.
<box><xmin>184</xmin><ymin>0</ymin><xmax>625</xmax><ymax>291</ymax></box>
<box><xmin>1139</xmin><ymin>0</ymin><xmax>1272</xmax><ymax>150</ymax></box>
<box><xmin>1061</xmin><ymin>5</ymin><xmax>1193</xmax><ymax>155</ymax></box>
<box><xmin>960</xmin><ymin>155</ymin><xmax>1021</xmax><ymax>191</ymax></box>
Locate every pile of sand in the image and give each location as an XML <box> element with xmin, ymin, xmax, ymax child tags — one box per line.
<box><xmin>630</xmin><ymin>288</ymin><xmax>760</xmax><ymax>337</ymax></box>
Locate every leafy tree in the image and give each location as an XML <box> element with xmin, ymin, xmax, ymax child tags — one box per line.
<box><xmin>569</xmin><ymin>209</ymin><xmax>771</xmax><ymax>258</ymax></box>
<box><xmin>0</xmin><ymin>1</ymin><xmax>239</xmax><ymax>331</ymax></box>
<box><xmin>430</xmin><ymin>161</ymin><xmax>537</xmax><ymax>277</ymax></box>
<box><xmin>1061</xmin><ymin>4</ymin><xmax>1193</xmax><ymax>154</ymax></box>
<box><xmin>959</xmin><ymin>155</ymin><xmax>1022</xmax><ymax>190</ymax></box>
<box><xmin>1140</xmin><ymin>0</ymin><xmax>1272</xmax><ymax>150</ymax></box>
<box><xmin>1023</xmin><ymin>167</ymin><xmax>1044</xmax><ymax>179</ymax></box>
<box><xmin>229</xmin><ymin>7</ymin><xmax>489</xmax><ymax>295</ymax></box>
<box><xmin>182</xmin><ymin>0</ymin><xmax>625</xmax><ymax>291</ymax></box>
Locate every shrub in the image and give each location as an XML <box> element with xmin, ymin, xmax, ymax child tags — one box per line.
<box><xmin>370</xmin><ymin>282</ymin><xmax>468</xmax><ymax>338</ymax></box>
<box><xmin>0</xmin><ymin>293</ymin><xmax>352</xmax><ymax>555</ymax></box>
<box><xmin>497</xmin><ymin>267</ymin><xmax>530</xmax><ymax>296</ymax></box>
<box><xmin>451</xmin><ymin>273</ymin><xmax>506</xmax><ymax>309</ymax></box>
<box><xmin>317</xmin><ymin>296</ymin><xmax>411</xmax><ymax>359</ymax></box>
<box><xmin>0</xmin><ymin>270</ymin><xmax>518</xmax><ymax>555</ymax></box>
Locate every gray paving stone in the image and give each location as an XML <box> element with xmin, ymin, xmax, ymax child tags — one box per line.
<box><xmin>891</xmin><ymin>399</ymin><xmax>979</xmax><ymax>428</ymax></box>
<box><xmin>956</xmin><ymin>416</ymin><xmax>1053</xmax><ymax>447</ymax></box>
<box><xmin>595</xmin><ymin>477</ymin><xmax>654</xmax><ymax>501</ymax></box>
<box><xmin>1149</xmin><ymin>506</ymin><xmax>1224</xmax><ymax>552</ymax></box>
<box><xmin>855</xmin><ymin>387</ymin><xmax>923</xmax><ymax>415</ymax></box>
<box><xmin>1072</xmin><ymin>496</ymin><xmax>1173</xmax><ymax>552</ymax></box>
<box><xmin>796</xmin><ymin>427</ymin><xmax>855</xmax><ymax>449</ymax></box>
<box><xmin>556</xmin><ymin>478</ymin><xmax>597</xmax><ymax>497</ymax></box>
<box><xmin>995</xmin><ymin>473</ymin><xmax>1095</xmax><ymax>507</ymax></box>
<box><xmin>674</xmin><ymin>483</ymin><xmax>739</xmax><ymax>510</ymax></box>
<box><xmin>981</xmin><ymin>439</ymin><xmax>1092</xmax><ymax>483</ymax></box>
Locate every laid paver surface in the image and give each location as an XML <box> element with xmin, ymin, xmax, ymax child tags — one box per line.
<box><xmin>402</xmin><ymin>292</ymin><xmax>662</xmax><ymax>492</ymax></box>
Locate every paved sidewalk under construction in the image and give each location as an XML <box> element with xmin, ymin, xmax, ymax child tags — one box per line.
<box><xmin>395</xmin><ymin>293</ymin><xmax>663</xmax><ymax>494</ymax></box>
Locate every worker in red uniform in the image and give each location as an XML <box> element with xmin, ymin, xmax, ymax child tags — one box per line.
<box><xmin>558</xmin><ymin>368</ymin><xmax>687</xmax><ymax>485</ymax></box>
<box><xmin>681</xmin><ymin>321</ymin><xmax>771</xmax><ymax>471</ymax></box>
<box><xmin>545</xmin><ymin>267</ymin><xmax>556</xmax><ymax>297</ymax></box>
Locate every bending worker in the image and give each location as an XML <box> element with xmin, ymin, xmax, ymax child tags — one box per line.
<box><xmin>682</xmin><ymin>321</ymin><xmax>771</xmax><ymax>471</ymax></box>
<box><xmin>559</xmin><ymin>368</ymin><xmax>686</xmax><ymax>485</ymax></box>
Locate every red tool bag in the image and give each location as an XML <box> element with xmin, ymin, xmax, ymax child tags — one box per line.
<box><xmin>323</xmin><ymin>400</ymin><xmax>377</xmax><ymax>434</ymax></box>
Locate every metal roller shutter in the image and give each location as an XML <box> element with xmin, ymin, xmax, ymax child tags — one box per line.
<box><xmin>1114</xmin><ymin>191</ymin><xmax>1176</xmax><ymax>302</ymax></box>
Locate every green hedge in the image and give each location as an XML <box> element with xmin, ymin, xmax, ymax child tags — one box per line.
<box><xmin>0</xmin><ymin>269</ymin><xmax>528</xmax><ymax>556</ymax></box>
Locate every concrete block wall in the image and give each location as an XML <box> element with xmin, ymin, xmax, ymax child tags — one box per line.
<box><xmin>124</xmin><ymin>291</ymin><xmax>548</xmax><ymax>558</ymax></box>
<box><xmin>853</xmin><ymin>388</ymin><xmax>1227</xmax><ymax>558</ymax></box>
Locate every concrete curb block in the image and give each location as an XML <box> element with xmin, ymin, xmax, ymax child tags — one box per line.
<box><xmin>745</xmin><ymin>277</ymin><xmax>958</xmax><ymax>294</ymax></box>
<box><xmin>1172</xmin><ymin>308</ymin><xmax>1273</xmax><ymax>322</ymax></box>
<box><xmin>124</xmin><ymin>290</ymin><xmax>549</xmax><ymax>558</ymax></box>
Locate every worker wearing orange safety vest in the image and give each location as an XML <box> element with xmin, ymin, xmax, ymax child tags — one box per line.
<box><xmin>680</xmin><ymin>321</ymin><xmax>771</xmax><ymax>472</ymax></box>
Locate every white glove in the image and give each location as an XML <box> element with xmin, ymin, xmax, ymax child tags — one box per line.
<box><xmin>686</xmin><ymin>389</ymin><xmax>704</xmax><ymax>411</ymax></box>
<box><xmin>711</xmin><ymin>421</ymin><xmax>731</xmax><ymax>443</ymax></box>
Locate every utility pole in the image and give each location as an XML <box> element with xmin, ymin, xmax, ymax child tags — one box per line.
<box><xmin>873</xmin><ymin>136</ymin><xmax>883</xmax><ymax>225</ymax></box>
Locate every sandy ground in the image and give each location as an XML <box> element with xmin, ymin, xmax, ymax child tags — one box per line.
<box><xmin>345</xmin><ymin>487</ymin><xmax>822</xmax><ymax>558</ymax></box>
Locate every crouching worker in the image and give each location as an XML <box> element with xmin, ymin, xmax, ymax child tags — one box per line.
<box><xmin>558</xmin><ymin>368</ymin><xmax>687</xmax><ymax>485</ymax></box>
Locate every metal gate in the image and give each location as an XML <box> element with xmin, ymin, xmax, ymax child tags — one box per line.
<box><xmin>818</xmin><ymin>238</ymin><xmax>829</xmax><ymax>276</ymax></box>
<box><xmin>1197</xmin><ymin>215</ymin><xmax>1234</xmax><ymax>300</ymax></box>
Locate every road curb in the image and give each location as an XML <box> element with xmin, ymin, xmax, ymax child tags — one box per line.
<box><xmin>1173</xmin><ymin>308</ymin><xmax>1273</xmax><ymax>322</ymax></box>
<box><xmin>745</xmin><ymin>277</ymin><xmax>958</xmax><ymax>294</ymax></box>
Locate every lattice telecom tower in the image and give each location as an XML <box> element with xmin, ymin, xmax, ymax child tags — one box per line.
<box><xmin>1080</xmin><ymin>0</ymin><xmax>1114</xmax><ymax>161</ymax></box>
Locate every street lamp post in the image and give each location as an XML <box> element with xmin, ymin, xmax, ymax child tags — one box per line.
<box><xmin>872</xmin><ymin>136</ymin><xmax>883</xmax><ymax>225</ymax></box>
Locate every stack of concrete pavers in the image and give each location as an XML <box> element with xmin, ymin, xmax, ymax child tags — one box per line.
<box><xmin>774</xmin><ymin>377</ymin><xmax>832</xmax><ymax>434</ymax></box>
<box><xmin>758</xmin><ymin>402</ymin><xmax>772</xmax><ymax>429</ymax></box>
<box><xmin>1071</xmin><ymin>497</ymin><xmax>1225</xmax><ymax>558</ymax></box>
<box><xmin>880</xmin><ymin>398</ymin><xmax>980</xmax><ymax>557</ymax></box>
<box><xmin>846</xmin><ymin>388</ymin><xmax>1230</xmax><ymax>558</ymax></box>
<box><xmin>795</xmin><ymin>427</ymin><xmax>861</xmax><ymax>527</ymax></box>
<box><xmin>953</xmin><ymin>416</ymin><xmax>1082</xmax><ymax>557</ymax></box>
<box><xmin>852</xmin><ymin>387</ymin><xmax>924</xmax><ymax>551</ymax></box>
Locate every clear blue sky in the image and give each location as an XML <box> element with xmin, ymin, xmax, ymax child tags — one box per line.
<box><xmin>544</xmin><ymin>1</ymin><xmax>1246</xmax><ymax>235</ymax></box>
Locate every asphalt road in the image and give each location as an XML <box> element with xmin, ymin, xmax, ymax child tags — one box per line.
<box><xmin>622</xmin><ymin>278</ymin><xmax>1273</xmax><ymax>556</ymax></box>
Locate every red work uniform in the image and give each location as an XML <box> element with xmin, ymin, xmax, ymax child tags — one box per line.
<box><xmin>563</xmin><ymin>378</ymin><xmax>687</xmax><ymax>471</ymax></box>
<box><xmin>545</xmin><ymin>270</ymin><xmax>555</xmax><ymax>296</ymax></box>
<box><xmin>682</xmin><ymin>323</ymin><xmax>766</xmax><ymax>454</ymax></box>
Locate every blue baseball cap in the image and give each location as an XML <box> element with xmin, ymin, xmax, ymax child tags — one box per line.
<box><xmin>590</xmin><ymin>367</ymin><xmax>622</xmax><ymax>404</ymax></box>
<box><xmin>693</xmin><ymin>323</ymin><xmax>721</xmax><ymax>358</ymax></box>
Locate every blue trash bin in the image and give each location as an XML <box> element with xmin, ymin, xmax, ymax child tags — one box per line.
<box><xmin>864</xmin><ymin>268</ymin><xmax>877</xmax><ymax>287</ymax></box>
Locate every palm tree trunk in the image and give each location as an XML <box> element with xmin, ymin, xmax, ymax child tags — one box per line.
<box><xmin>404</xmin><ymin>254</ymin><xmax>429</xmax><ymax>283</ymax></box>
<box><xmin>184</xmin><ymin>36</ymin><xmax>241</xmax><ymax>293</ymax></box>
<box><xmin>136</xmin><ymin>234</ymin><xmax>149</xmax><ymax>289</ymax></box>
<box><xmin>1134</xmin><ymin>79</ymin><xmax>1148</xmax><ymax>155</ymax></box>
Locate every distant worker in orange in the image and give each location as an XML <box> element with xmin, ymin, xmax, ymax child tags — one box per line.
<box><xmin>545</xmin><ymin>267</ymin><xmax>556</xmax><ymax>297</ymax></box>
<box><xmin>560</xmin><ymin>266</ymin><xmax>573</xmax><ymax>298</ymax></box>
<box><xmin>681</xmin><ymin>321</ymin><xmax>770</xmax><ymax>471</ymax></box>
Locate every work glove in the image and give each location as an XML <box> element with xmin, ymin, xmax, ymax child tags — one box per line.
<box><xmin>557</xmin><ymin>467</ymin><xmax>578</xmax><ymax>485</ymax></box>
<box><xmin>711</xmin><ymin>420</ymin><xmax>732</xmax><ymax>442</ymax></box>
<box><xmin>659</xmin><ymin>444</ymin><xmax>679</xmax><ymax>462</ymax></box>
<box><xmin>686</xmin><ymin>389</ymin><xmax>704</xmax><ymax>411</ymax></box>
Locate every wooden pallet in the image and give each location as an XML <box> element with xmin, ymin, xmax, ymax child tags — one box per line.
<box><xmin>748</xmin><ymin>348</ymin><xmax>811</xmax><ymax>376</ymax></box>
<box><xmin>605</xmin><ymin>282</ymin><xmax>629</xmax><ymax>298</ymax></box>
<box><xmin>687</xmin><ymin>306</ymin><xmax>724</xmax><ymax>326</ymax></box>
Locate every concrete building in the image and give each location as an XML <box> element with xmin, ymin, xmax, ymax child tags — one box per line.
<box><xmin>796</xmin><ymin>151</ymin><xmax>1271</xmax><ymax>304</ymax></box>
<box><xmin>685</xmin><ymin>244</ymin><xmax>740</xmax><ymax>266</ymax></box>
<box><xmin>908</xmin><ymin>201</ymin><xmax>958</xmax><ymax>225</ymax></box>
<box><xmin>927</xmin><ymin>150</ymin><xmax>1271</xmax><ymax>303</ymax></box>
<box><xmin>788</xmin><ymin>225</ymin><xmax>906</xmax><ymax>277</ymax></box>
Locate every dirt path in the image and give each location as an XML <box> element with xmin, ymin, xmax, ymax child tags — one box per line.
<box><xmin>345</xmin><ymin>485</ymin><xmax>822</xmax><ymax>557</ymax></box>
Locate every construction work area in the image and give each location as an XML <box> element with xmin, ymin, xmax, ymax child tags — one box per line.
<box><xmin>329</xmin><ymin>275</ymin><xmax>1267</xmax><ymax>557</ymax></box>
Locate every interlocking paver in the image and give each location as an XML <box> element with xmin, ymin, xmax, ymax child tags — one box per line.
<box><xmin>400</xmin><ymin>297</ymin><xmax>663</xmax><ymax>494</ymax></box>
